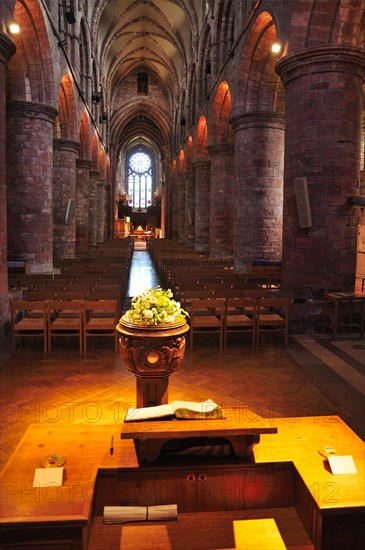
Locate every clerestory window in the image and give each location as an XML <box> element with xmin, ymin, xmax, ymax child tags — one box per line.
<box><xmin>137</xmin><ymin>72</ymin><xmax>148</xmax><ymax>94</ymax></box>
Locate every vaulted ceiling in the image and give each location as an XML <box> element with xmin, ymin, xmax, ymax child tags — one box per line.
<box><xmin>94</xmin><ymin>0</ymin><xmax>207</xmax><ymax>154</ymax></box>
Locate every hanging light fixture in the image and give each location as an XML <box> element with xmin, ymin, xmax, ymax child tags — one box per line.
<box><xmin>92</xmin><ymin>91</ymin><xmax>102</xmax><ymax>103</ymax></box>
<box><xmin>65</xmin><ymin>9</ymin><xmax>76</xmax><ymax>24</ymax></box>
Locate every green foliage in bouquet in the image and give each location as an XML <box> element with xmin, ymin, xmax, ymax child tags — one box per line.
<box><xmin>122</xmin><ymin>286</ymin><xmax>189</xmax><ymax>326</ymax></box>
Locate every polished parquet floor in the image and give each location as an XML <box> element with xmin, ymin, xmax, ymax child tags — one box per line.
<box><xmin>1</xmin><ymin>250</ymin><xmax>364</xmax><ymax>474</ymax></box>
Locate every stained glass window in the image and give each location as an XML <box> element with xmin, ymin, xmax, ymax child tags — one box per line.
<box><xmin>128</xmin><ymin>151</ymin><xmax>152</xmax><ymax>209</ymax></box>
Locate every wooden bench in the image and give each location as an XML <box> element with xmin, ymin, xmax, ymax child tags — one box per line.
<box><xmin>7</xmin><ymin>260</ymin><xmax>28</xmax><ymax>274</ymax></box>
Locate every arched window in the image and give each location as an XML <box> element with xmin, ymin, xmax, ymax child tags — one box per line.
<box><xmin>137</xmin><ymin>72</ymin><xmax>148</xmax><ymax>94</ymax></box>
<box><xmin>128</xmin><ymin>151</ymin><xmax>152</xmax><ymax>209</ymax></box>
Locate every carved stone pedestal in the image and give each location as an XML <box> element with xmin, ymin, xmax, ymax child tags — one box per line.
<box><xmin>117</xmin><ymin>318</ymin><xmax>190</xmax><ymax>407</ymax></box>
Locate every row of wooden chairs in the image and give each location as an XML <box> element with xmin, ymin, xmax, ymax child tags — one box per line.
<box><xmin>11</xmin><ymin>300</ymin><xmax>119</xmax><ymax>354</ymax></box>
<box><xmin>189</xmin><ymin>297</ymin><xmax>290</xmax><ymax>350</ymax></box>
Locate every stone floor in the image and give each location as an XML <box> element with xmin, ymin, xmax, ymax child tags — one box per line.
<box><xmin>1</xmin><ymin>249</ymin><xmax>364</xmax><ymax>474</ymax></box>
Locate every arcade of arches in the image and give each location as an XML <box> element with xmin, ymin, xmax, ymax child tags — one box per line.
<box><xmin>0</xmin><ymin>0</ymin><xmax>365</xmax><ymax>337</ymax></box>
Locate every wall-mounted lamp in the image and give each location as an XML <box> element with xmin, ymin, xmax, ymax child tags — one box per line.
<box><xmin>65</xmin><ymin>10</ymin><xmax>76</xmax><ymax>24</ymax></box>
<box><xmin>9</xmin><ymin>22</ymin><xmax>20</xmax><ymax>34</ymax></box>
<box><xmin>348</xmin><ymin>196</ymin><xmax>365</xmax><ymax>207</ymax></box>
<box><xmin>271</xmin><ymin>42</ymin><xmax>281</xmax><ymax>53</ymax></box>
<box><xmin>99</xmin><ymin>112</ymin><xmax>107</xmax><ymax>123</ymax></box>
<box><xmin>92</xmin><ymin>91</ymin><xmax>102</xmax><ymax>103</ymax></box>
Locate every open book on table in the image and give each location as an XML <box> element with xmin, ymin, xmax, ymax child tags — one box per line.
<box><xmin>124</xmin><ymin>399</ymin><xmax>224</xmax><ymax>422</ymax></box>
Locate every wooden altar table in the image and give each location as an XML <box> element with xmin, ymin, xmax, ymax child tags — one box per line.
<box><xmin>0</xmin><ymin>416</ymin><xmax>364</xmax><ymax>549</ymax></box>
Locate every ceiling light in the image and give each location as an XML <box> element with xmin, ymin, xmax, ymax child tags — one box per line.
<box><xmin>9</xmin><ymin>22</ymin><xmax>20</xmax><ymax>34</ymax></box>
<box><xmin>272</xmin><ymin>42</ymin><xmax>281</xmax><ymax>53</ymax></box>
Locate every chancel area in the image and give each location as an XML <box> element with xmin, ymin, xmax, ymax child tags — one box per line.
<box><xmin>0</xmin><ymin>1</ymin><xmax>365</xmax><ymax>549</ymax></box>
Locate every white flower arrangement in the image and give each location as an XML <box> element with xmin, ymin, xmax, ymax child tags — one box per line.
<box><xmin>122</xmin><ymin>286</ymin><xmax>189</xmax><ymax>326</ymax></box>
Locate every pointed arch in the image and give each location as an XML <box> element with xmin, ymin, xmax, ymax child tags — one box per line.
<box><xmin>6</xmin><ymin>0</ymin><xmax>56</xmax><ymax>105</ymax></box>
<box><xmin>234</xmin><ymin>11</ymin><xmax>284</xmax><ymax>114</ymax></box>
<box><xmin>79</xmin><ymin>112</ymin><xmax>91</xmax><ymax>160</ymax></box>
<box><xmin>92</xmin><ymin>132</ymin><xmax>99</xmax><ymax>170</ymax></box>
<box><xmin>195</xmin><ymin>115</ymin><xmax>209</xmax><ymax>161</ymax></box>
<box><xmin>55</xmin><ymin>74</ymin><xmax>78</xmax><ymax>141</ymax></box>
<box><xmin>186</xmin><ymin>135</ymin><xmax>193</xmax><ymax>171</ymax></box>
<box><xmin>178</xmin><ymin>148</ymin><xmax>185</xmax><ymax>176</ymax></box>
<box><xmin>99</xmin><ymin>147</ymin><xmax>106</xmax><ymax>178</ymax></box>
<box><xmin>211</xmin><ymin>81</ymin><xmax>233</xmax><ymax>145</ymax></box>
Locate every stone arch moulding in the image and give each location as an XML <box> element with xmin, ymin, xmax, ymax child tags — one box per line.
<box><xmin>234</xmin><ymin>11</ymin><xmax>284</xmax><ymax>114</ymax></box>
<box><xmin>185</xmin><ymin>135</ymin><xmax>194</xmax><ymax>171</ymax></box>
<box><xmin>211</xmin><ymin>81</ymin><xmax>233</xmax><ymax>145</ymax></box>
<box><xmin>178</xmin><ymin>148</ymin><xmax>185</xmax><ymax>177</ymax></box>
<box><xmin>99</xmin><ymin>147</ymin><xmax>106</xmax><ymax>179</ymax></box>
<box><xmin>92</xmin><ymin>132</ymin><xmax>99</xmax><ymax>170</ymax></box>
<box><xmin>79</xmin><ymin>111</ymin><xmax>91</xmax><ymax>160</ymax></box>
<box><xmin>195</xmin><ymin>115</ymin><xmax>209</xmax><ymax>161</ymax></box>
<box><xmin>55</xmin><ymin>74</ymin><xmax>78</xmax><ymax>141</ymax></box>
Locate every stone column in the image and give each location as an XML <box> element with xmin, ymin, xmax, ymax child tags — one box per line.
<box><xmin>7</xmin><ymin>101</ymin><xmax>58</xmax><ymax>273</ymax></box>
<box><xmin>184</xmin><ymin>171</ymin><xmax>195</xmax><ymax>247</ymax></box>
<box><xmin>97</xmin><ymin>179</ymin><xmax>106</xmax><ymax>243</ymax></box>
<box><xmin>53</xmin><ymin>139</ymin><xmax>79</xmax><ymax>262</ymax></box>
<box><xmin>0</xmin><ymin>32</ymin><xmax>16</xmax><ymax>337</ymax></box>
<box><xmin>193</xmin><ymin>160</ymin><xmax>211</xmax><ymax>254</ymax></box>
<box><xmin>276</xmin><ymin>46</ymin><xmax>365</xmax><ymax>295</ymax></box>
<box><xmin>104</xmin><ymin>182</ymin><xmax>111</xmax><ymax>241</ymax></box>
<box><xmin>76</xmin><ymin>158</ymin><xmax>92</xmax><ymax>255</ymax></box>
<box><xmin>207</xmin><ymin>143</ymin><xmax>235</xmax><ymax>259</ymax></box>
<box><xmin>176</xmin><ymin>175</ymin><xmax>186</xmax><ymax>243</ymax></box>
<box><xmin>88</xmin><ymin>170</ymin><xmax>99</xmax><ymax>247</ymax></box>
<box><xmin>231</xmin><ymin>113</ymin><xmax>285</xmax><ymax>271</ymax></box>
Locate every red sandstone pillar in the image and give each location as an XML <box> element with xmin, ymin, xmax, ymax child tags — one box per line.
<box><xmin>104</xmin><ymin>182</ymin><xmax>112</xmax><ymax>241</ymax></box>
<box><xmin>7</xmin><ymin>101</ymin><xmax>58</xmax><ymax>273</ymax></box>
<box><xmin>53</xmin><ymin>139</ymin><xmax>79</xmax><ymax>262</ymax></box>
<box><xmin>0</xmin><ymin>32</ymin><xmax>16</xmax><ymax>336</ymax></box>
<box><xmin>276</xmin><ymin>46</ymin><xmax>365</xmax><ymax>295</ymax></box>
<box><xmin>231</xmin><ymin>113</ymin><xmax>285</xmax><ymax>271</ymax></box>
<box><xmin>176</xmin><ymin>176</ymin><xmax>186</xmax><ymax>243</ymax></box>
<box><xmin>76</xmin><ymin>158</ymin><xmax>92</xmax><ymax>255</ymax></box>
<box><xmin>88</xmin><ymin>170</ymin><xmax>99</xmax><ymax>247</ymax></box>
<box><xmin>193</xmin><ymin>160</ymin><xmax>210</xmax><ymax>254</ymax></box>
<box><xmin>207</xmin><ymin>143</ymin><xmax>235</xmax><ymax>259</ymax></box>
<box><xmin>184</xmin><ymin>171</ymin><xmax>195</xmax><ymax>247</ymax></box>
<box><xmin>97</xmin><ymin>180</ymin><xmax>106</xmax><ymax>243</ymax></box>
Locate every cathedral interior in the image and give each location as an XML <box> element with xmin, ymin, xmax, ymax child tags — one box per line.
<box><xmin>0</xmin><ymin>1</ymin><xmax>364</xmax><ymax>549</ymax></box>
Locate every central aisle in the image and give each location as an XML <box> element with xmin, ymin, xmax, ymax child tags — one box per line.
<box><xmin>125</xmin><ymin>249</ymin><xmax>160</xmax><ymax>299</ymax></box>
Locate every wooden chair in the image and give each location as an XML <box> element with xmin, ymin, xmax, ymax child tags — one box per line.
<box><xmin>88</xmin><ymin>290</ymin><xmax>122</xmax><ymax>314</ymax></box>
<box><xmin>22</xmin><ymin>291</ymin><xmax>57</xmax><ymax>318</ymax></box>
<box><xmin>256</xmin><ymin>297</ymin><xmax>290</xmax><ymax>348</ymax></box>
<box><xmin>189</xmin><ymin>298</ymin><xmax>225</xmax><ymax>350</ymax></box>
<box><xmin>180</xmin><ymin>289</ymin><xmax>214</xmax><ymax>314</ymax></box>
<box><xmin>224</xmin><ymin>298</ymin><xmax>257</xmax><ymax>348</ymax></box>
<box><xmin>11</xmin><ymin>301</ymin><xmax>47</xmax><ymax>353</ymax></box>
<box><xmin>56</xmin><ymin>290</ymin><xmax>88</xmax><ymax>301</ymax></box>
<box><xmin>83</xmin><ymin>300</ymin><xmax>118</xmax><ymax>353</ymax></box>
<box><xmin>47</xmin><ymin>300</ymin><xmax>83</xmax><ymax>353</ymax></box>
